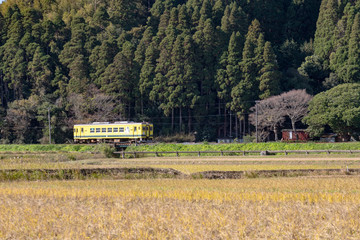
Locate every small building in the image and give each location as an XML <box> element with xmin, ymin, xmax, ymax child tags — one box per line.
<box><xmin>281</xmin><ymin>129</ymin><xmax>310</xmax><ymax>141</ymax></box>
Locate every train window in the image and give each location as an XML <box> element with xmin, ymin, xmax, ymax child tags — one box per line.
<box><xmin>76</xmin><ymin>128</ymin><xmax>78</xmax><ymax>133</ymax></box>
<box><xmin>108</xmin><ymin>128</ymin><xmax>112</xmax><ymax>132</ymax></box>
<box><xmin>96</xmin><ymin>128</ymin><xmax>100</xmax><ymax>133</ymax></box>
<box><xmin>102</xmin><ymin>128</ymin><xmax>106</xmax><ymax>132</ymax></box>
<box><xmin>143</xmin><ymin>127</ymin><xmax>147</xmax><ymax>131</ymax></box>
<box><xmin>90</xmin><ymin>128</ymin><xmax>94</xmax><ymax>133</ymax></box>
<box><xmin>113</xmin><ymin>128</ymin><xmax>118</xmax><ymax>132</ymax></box>
<box><xmin>134</xmin><ymin>127</ymin><xmax>137</xmax><ymax>131</ymax></box>
<box><xmin>150</xmin><ymin>126</ymin><xmax>153</xmax><ymax>131</ymax></box>
<box><xmin>81</xmin><ymin>128</ymin><xmax>84</xmax><ymax>133</ymax></box>
<box><xmin>120</xmin><ymin>128</ymin><xmax>124</xmax><ymax>132</ymax></box>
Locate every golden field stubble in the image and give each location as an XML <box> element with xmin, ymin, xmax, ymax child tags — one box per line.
<box><xmin>0</xmin><ymin>177</ymin><xmax>360</xmax><ymax>239</ymax></box>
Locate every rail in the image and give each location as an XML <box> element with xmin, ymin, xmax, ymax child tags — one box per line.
<box><xmin>113</xmin><ymin>150</ymin><xmax>360</xmax><ymax>158</ymax></box>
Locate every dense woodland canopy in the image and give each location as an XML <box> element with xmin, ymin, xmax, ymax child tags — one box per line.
<box><xmin>0</xmin><ymin>0</ymin><xmax>358</xmax><ymax>143</ymax></box>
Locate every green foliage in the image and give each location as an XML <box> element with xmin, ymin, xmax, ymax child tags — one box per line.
<box><xmin>102</xmin><ymin>145</ymin><xmax>116</xmax><ymax>158</ymax></box>
<box><xmin>126</xmin><ymin>142</ymin><xmax>360</xmax><ymax>152</ymax></box>
<box><xmin>155</xmin><ymin>133</ymin><xmax>196</xmax><ymax>143</ymax></box>
<box><xmin>303</xmin><ymin>83</ymin><xmax>360</xmax><ymax>138</ymax></box>
<box><xmin>0</xmin><ymin>0</ymin><xmax>357</xmax><ymax>144</ymax></box>
<box><xmin>0</xmin><ymin>144</ymin><xmax>99</xmax><ymax>152</ymax></box>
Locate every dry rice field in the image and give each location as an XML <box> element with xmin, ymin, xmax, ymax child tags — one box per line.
<box><xmin>1</xmin><ymin>153</ymin><xmax>360</xmax><ymax>239</ymax></box>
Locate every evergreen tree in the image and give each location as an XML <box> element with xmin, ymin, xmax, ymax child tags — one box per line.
<box><xmin>212</xmin><ymin>0</ymin><xmax>224</xmax><ymax>26</ymax></box>
<box><xmin>89</xmin><ymin>37</ymin><xmax>118</xmax><ymax>85</ymax></box>
<box><xmin>27</xmin><ymin>46</ymin><xmax>53</xmax><ymax>97</ymax></box>
<box><xmin>259</xmin><ymin>41</ymin><xmax>281</xmax><ymax>99</ymax></box>
<box><xmin>193</xmin><ymin>18</ymin><xmax>218</xmax><ymax>109</ymax></box>
<box><xmin>284</xmin><ymin>0</ymin><xmax>322</xmax><ymax>42</ymax></box>
<box><xmin>314</xmin><ymin>0</ymin><xmax>339</xmax><ymax>63</ymax></box>
<box><xmin>231</xmin><ymin>20</ymin><xmax>263</xmax><ymax>114</ymax></box>
<box><xmin>101</xmin><ymin>41</ymin><xmax>137</xmax><ymax>119</ymax></box>
<box><xmin>139</xmin><ymin>38</ymin><xmax>160</xmax><ymax>115</ymax></box>
<box><xmin>345</xmin><ymin>13</ymin><xmax>360</xmax><ymax>82</ymax></box>
<box><xmin>150</xmin><ymin>25</ymin><xmax>177</xmax><ymax>113</ymax></box>
<box><xmin>177</xmin><ymin>4</ymin><xmax>190</xmax><ymax>33</ymax></box>
<box><xmin>216</xmin><ymin>31</ymin><xmax>243</xmax><ymax>106</ymax></box>
<box><xmin>59</xmin><ymin>16</ymin><xmax>90</xmax><ymax>94</ymax></box>
<box><xmin>165</xmin><ymin>34</ymin><xmax>200</xmax><ymax>132</ymax></box>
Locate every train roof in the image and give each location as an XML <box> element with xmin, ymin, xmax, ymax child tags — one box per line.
<box><xmin>74</xmin><ymin>121</ymin><xmax>152</xmax><ymax>126</ymax></box>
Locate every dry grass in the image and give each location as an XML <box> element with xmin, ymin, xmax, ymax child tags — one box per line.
<box><xmin>1</xmin><ymin>177</ymin><xmax>360</xmax><ymax>239</ymax></box>
<box><xmin>1</xmin><ymin>153</ymin><xmax>360</xmax><ymax>171</ymax></box>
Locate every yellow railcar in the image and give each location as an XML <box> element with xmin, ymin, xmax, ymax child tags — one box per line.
<box><xmin>73</xmin><ymin>121</ymin><xmax>153</xmax><ymax>143</ymax></box>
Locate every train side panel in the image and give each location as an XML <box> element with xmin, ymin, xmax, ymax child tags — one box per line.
<box><xmin>73</xmin><ymin>122</ymin><xmax>153</xmax><ymax>143</ymax></box>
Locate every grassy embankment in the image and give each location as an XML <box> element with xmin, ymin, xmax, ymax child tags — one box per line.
<box><xmin>0</xmin><ymin>144</ymin><xmax>101</xmax><ymax>152</ymax></box>
<box><xmin>1</xmin><ymin>142</ymin><xmax>360</xmax><ymax>180</ymax></box>
<box><xmin>127</xmin><ymin>141</ymin><xmax>360</xmax><ymax>152</ymax></box>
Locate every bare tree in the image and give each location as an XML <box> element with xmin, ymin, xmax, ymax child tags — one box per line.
<box><xmin>5</xmin><ymin>95</ymin><xmax>40</xmax><ymax>143</ymax></box>
<box><xmin>279</xmin><ymin>89</ymin><xmax>312</xmax><ymax>140</ymax></box>
<box><xmin>67</xmin><ymin>85</ymin><xmax>121</xmax><ymax>125</ymax></box>
<box><xmin>250</xmin><ymin>95</ymin><xmax>285</xmax><ymax>141</ymax></box>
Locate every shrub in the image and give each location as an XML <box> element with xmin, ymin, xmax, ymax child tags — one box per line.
<box><xmin>102</xmin><ymin>145</ymin><xmax>116</xmax><ymax>158</ymax></box>
<box><xmin>154</xmin><ymin>133</ymin><xmax>196</xmax><ymax>143</ymax></box>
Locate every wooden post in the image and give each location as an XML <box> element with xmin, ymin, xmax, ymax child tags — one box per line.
<box><xmin>198</xmin><ymin>151</ymin><xmax>201</xmax><ymax>157</ymax></box>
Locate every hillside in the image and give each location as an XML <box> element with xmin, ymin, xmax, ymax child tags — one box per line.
<box><xmin>0</xmin><ymin>0</ymin><xmax>357</xmax><ymax>143</ymax></box>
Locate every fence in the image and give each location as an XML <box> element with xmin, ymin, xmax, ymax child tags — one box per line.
<box><xmin>113</xmin><ymin>150</ymin><xmax>360</xmax><ymax>158</ymax></box>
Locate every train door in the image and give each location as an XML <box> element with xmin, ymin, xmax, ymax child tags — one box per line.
<box><xmin>146</xmin><ymin>125</ymin><xmax>150</xmax><ymax>139</ymax></box>
<box><xmin>149</xmin><ymin>124</ymin><xmax>153</xmax><ymax>139</ymax></box>
<box><xmin>145</xmin><ymin>125</ymin><xmax>149</xmax><ymax>139</ymax></box>
<box><xmin>74</xmin><ymin>127</ymin><xmax>79</xmax><ymax>142</ymax></box>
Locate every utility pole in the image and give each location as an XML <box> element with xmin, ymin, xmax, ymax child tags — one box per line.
<box><xmin>48</xmin><ymin>107</ymin><xmax>51</xmax><ymax>144</ymax></box>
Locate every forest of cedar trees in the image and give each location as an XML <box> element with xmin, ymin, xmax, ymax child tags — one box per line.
<box><xmin>0</xmin><ymin>0</ymin><xmax>358</xmax><ymax>143</ymax></box>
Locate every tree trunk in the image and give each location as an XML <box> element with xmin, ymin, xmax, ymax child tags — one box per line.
<box><xmin>218</xmin><ymin>100</ymin><xmax>221</xmax><ymax>137</ymax></box>
<box><xmin>243</xmin><ymin>115</ymin><xmax>246</xmax><ymax>136</ymax></box>
<box><xmin>188</xmin><ymin>109</ymin><xmax>191</xmax><ymax>133</ymax></box>
<box><xmin>179</xmin><ymin>107</ymin><xmax>182</xmax><ymax>133</ymax></box>
<box><xmin>274</xmin><ymin>126</ymin><xmax>278</xmax><ymax>141</ymax></box>
<box><xmin>0</xmin><ymin>77</ymin><xmax>4</xmax><ymax>107</ymax></box>
<box><xmin>235</xmin><ymin>115</ymin><xmax>238</xmax><ymax>139</ymax></box>
<box><xmin>239</xmin><ymin>117</ymin><xmax>242</xmax><ymax>139</ymax></box>
<box><xmin>224</xmin><ymin>107</ymin><xmax>227</xmax><ymax>137</ymax></box>
<box><xmin>229</xmin><ymin>110</ymin><xmax>232</xmax><ymax>137</ymax></box>
<box><xmin>171</xmin><ymin>108</ymin><xmax>174</xmax><ymax>132</ymax></box>
<box><xmin>291</xmin><ymin>119</ymin><xmax>298</xmax><ymax>140</ymax></box>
